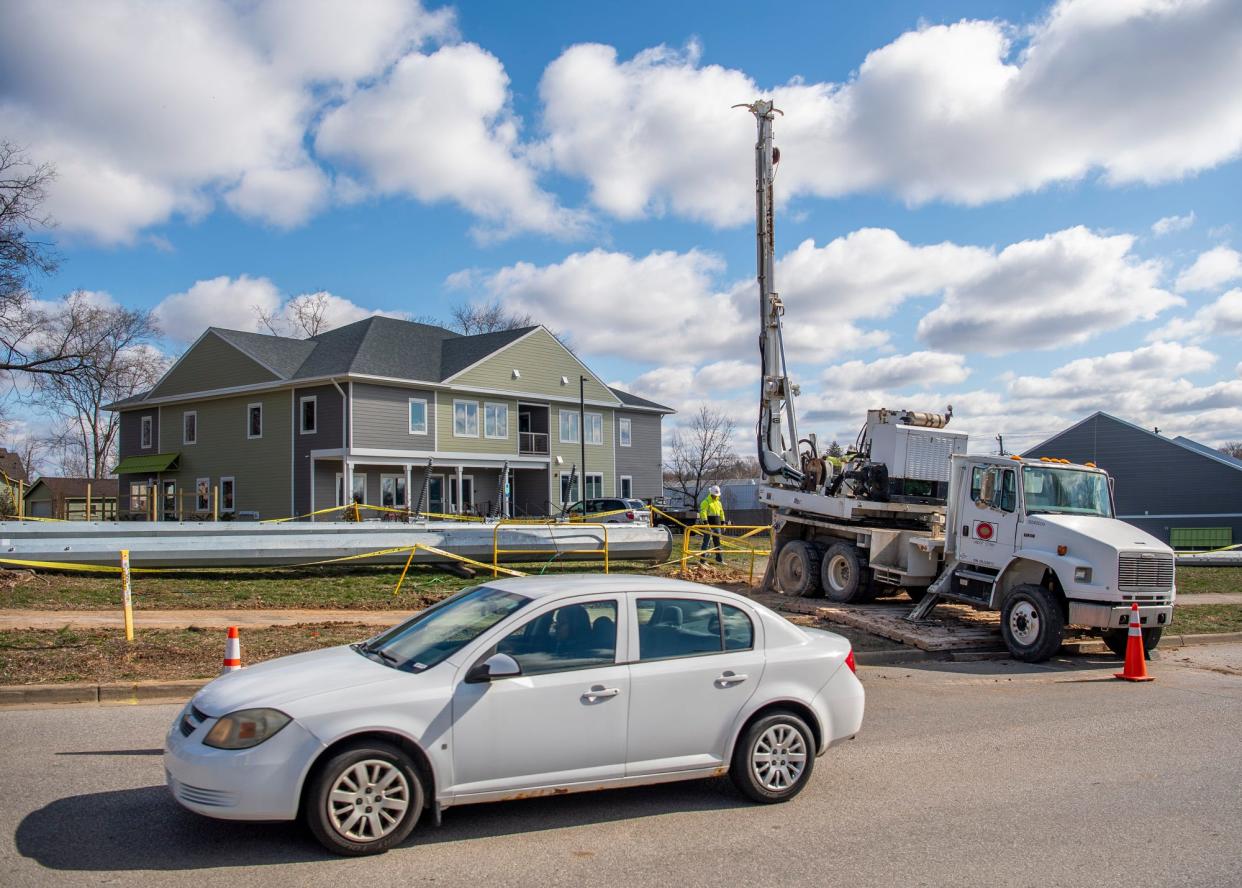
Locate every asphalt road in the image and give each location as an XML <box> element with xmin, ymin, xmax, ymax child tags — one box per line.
<box><xmin>2</xmin><ymin>645</ymin><xmax>1240</xmax><ymax>888</ymax></box>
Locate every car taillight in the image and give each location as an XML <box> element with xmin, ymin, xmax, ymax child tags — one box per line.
<box><xmin>626</xmin><ymin>511</ymin><xmax>635</xmax><ymax>520</ymax></box>
<box><xmin>845</xmin><ymin>648</ymin><xmax>856</xmax><ymax>673</ymax></box>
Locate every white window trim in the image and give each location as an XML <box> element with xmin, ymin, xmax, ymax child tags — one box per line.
<box><xmin>484</xmin><ymin>402</ymin><xmax>509</xmax><ymax>440</ymax></box>
<box><xmin>380</xmin><ymin>473</ymin><xmax>408</xmax><ymax>509</ymax></box>
<box><xmin>619</xmin><ymin>417</ymin><xmax>632</xmax><ymax>447</ymax></box>
<box><xmin>183</xmin><ymin>411</ymin><xmax>197</xmax><ymax>445</ymax></box>
<box><xmin>559</xmin><ymin>409</ymin><xmax>580</xmax><ymax>444</ymax></box>
<box><xmin>408</xmin><ymin>398</ymin><xmax>428</xmax><ymax>435</ymax></box>
<box><xmin>195</xmin><ymin>477</ymin><xmax>210</xmax><ymax>512</ymax></box>
<box><xmin>140</xmin><ymin>415</ymin><xmax>153</xmax><ymax>450</ymax></box>
<box><xmin>450</xmin><ymin>475</ymin><xmax>476</xmax><ymax>511</ymax></box>
<box><xmin>219</xmin><ymin>476</ymin><xmax>236</xmax><ymax>513</ymax></box>
<box><xmin>585</xmin><ymin>412</ymin><xmax>603</xmax><ymax>446</ymax></box>
<box><xmin>453</xmin><ymin>399</ymin><xmax>479</xmax><ymax>438</ymax></box>
<box><xmin>299</xmin><ymin>395</ymin><xmax>317</xmax><ymax>434</ymax></box>
<box><xmin>585</xmin><ymin>471</ymin><xmax>604</xmax><ymax>499</ymax></box>
<box><xmin>247</xmin><ymin>403</ymin><xmax>263</xmax><ymax>440</ymax></box>
<box><xmin>336</xmin><ymin>472</ymin><xmax>367</xmax><ymax>506</ymax></box>
<box><xmin>620</xmin><ymin>475</ymin><xmax>633</xmax><ymax>498</ymax></box>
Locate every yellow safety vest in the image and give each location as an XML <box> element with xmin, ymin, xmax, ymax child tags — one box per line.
<box><xmin>699</xmin><ymin>495</ymin><xmax>726</xmax><ymax>521</ymax></box>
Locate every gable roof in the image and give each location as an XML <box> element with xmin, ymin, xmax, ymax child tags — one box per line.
<box><xmin>440</xmin><ymin>326</ymin><xmax>537</xmax><ymax>378</ymax></box>
<box><xmin>1024</xmin><ymin>411</ymin><xmax>1242</xmax><ymax>475</ymax></box>
<box><xmin>25</xmin><ymin>477</ymin><xmax>119</xmax><ymax>499</ymax></box>
<box><xmin>211</xmin><ymin>328</ymin><xmax>316</xmax><ymax>378</ymax></box>
<box><xmin>609</xmin><ymin>386</ymin><xmax>674</xmax><ymax>413</ymax></box>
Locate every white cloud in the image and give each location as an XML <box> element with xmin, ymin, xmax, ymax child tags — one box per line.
<box><xmin>538</xmin><ymin>0</ymin><xmax>1242</xmax><ymax>225</ymax></box>
<box><xmin>1009</xmin><ymin>341</ymin><xmax>1217</xmax><ymax>400</ymax></box>
<box><xmin>821</xmin><ymin>351</ymin><xmax>969</xmax><ymax>391</ymax></box>
<box><xmin>1153</xmin><ymin>288</ymin><xmax>1242</xmax><ymax>342</ymax></box>
<box><xmin>1151</xmin><ymin>212</ymin><xmax>1195</xmax><ymax>236</ymax></box>
<box><xmin>917</xmin><ymin>227</ymin><xmax>1179</xmax><ymax>354</ymax></box>
<box><xmin>152</xmin><ymin>276</ymin><xmax>401</xmax><ymax>345</ymax></box>
<box><xmin>1174</xmin><ymin>246</ymin><xmax>1242</xmax><ymax>293</ymax></box>
<box><xmin>315</xmin><ymin>43</ymin><xmax>587</xmax><ymax>240</ymax></box>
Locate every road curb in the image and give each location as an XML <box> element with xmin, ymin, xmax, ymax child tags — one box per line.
<box><xmin>1160</xmin><ymin>631</ymin><xmax>1242</xmax><ymax>647</ymax></box>
<box><xmin>0</xmin><ymin>678</ymin><xmax>207</xmax><ymax>706</ymax></box>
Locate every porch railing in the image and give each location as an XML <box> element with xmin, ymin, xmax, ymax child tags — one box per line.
<box><xmin>519</xmin><ymin>431</ymin><xmax>549</xmax><ymax>454</ymax></box>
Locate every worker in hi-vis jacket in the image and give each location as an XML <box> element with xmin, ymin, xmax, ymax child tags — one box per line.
<box><xmin>698</xmin><ymin>485</ymin><xmax>726</xmax><ymax>564</ymax></box>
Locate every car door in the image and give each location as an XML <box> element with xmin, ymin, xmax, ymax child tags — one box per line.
<box><xmin>624</xmin><ymin>595</ymin><xmax>765</xmax><ymax>776</ymax></box>
<box><xmin>448</xmin><ymin>595</ymin><xmax>629</xmax><ymax>798</ymax></box>
<box><xmin>957</xmin><ymin>463</ymin><xmax>1020</xmax><ymax>569</ymax></box>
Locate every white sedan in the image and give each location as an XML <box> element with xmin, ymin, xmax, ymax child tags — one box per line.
<box><xmin>164</xmin><ymin>575</ymin><xmax>864</xmax><ymax>855</ymax></box>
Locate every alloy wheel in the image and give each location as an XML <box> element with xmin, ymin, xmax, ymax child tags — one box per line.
<box><xmin>751</xmin><ymin>723</ymin><xmax>808</xmax><ymax>791</ymax></box>
<box><xmin>327</xmin><ymin>759</ymin><xmax>411</xmax><ymax>842</ymax></box>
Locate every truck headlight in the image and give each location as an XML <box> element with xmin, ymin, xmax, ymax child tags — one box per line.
<box><xmin>203</xmin><ymin>708</ymin><xmax>291</xmax><ymax>749</ymax></box>
<box><xmin>1074</xmin><ymin>566</ymin><xmax>1092</xmax><ymax>583</ymax></box>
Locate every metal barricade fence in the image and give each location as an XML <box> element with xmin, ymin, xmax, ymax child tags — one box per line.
<box><xmin>679</xmin><ymin>523</ymin><xmax>774</xmax><ymax>583</ymax></box>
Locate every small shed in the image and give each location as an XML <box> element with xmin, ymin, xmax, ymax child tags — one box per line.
<box><xmin>23</xmin><ymin>477</ymin><xmax>119</xmax><ymax>521</ymax></box>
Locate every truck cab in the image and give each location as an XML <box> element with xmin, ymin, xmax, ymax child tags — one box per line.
<box><xmin>943</xmin><ymin>454</ymin><xmax>1176</xmax><ymax>660</ymax></box>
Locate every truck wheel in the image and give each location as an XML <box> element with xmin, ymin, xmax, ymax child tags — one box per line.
<box><xmin>820</xmin><ymin>543</ymin><xmax>874</xmax><ymax>603</ymax></box>
<box><xmin>1000</xmin><ymin>584</ymin><xmax>1065</xmax><ymax>662</ymax></box>
<box><xmin>1101</xmin><ymin>627</ymin><xmax>1162</xmax><ymax>659</ymax></box>
<box><xmin>776</xmin><ymin>541</ymin><xmax>821</xmax><ymax>597</ymax></box>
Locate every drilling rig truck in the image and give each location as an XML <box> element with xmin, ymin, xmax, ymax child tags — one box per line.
<box><xmin>739</xmin><ymin>100</ymin><xmax>1176</xmax><ymax>662</ymax></box>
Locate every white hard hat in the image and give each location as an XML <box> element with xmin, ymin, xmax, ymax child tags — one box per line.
<box><xmin>709</xmin><ymin>485</ymin><xmax>721</xmax><ymax>496</ymax></box>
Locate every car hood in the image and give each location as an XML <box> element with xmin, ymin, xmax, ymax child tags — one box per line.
<box><xmin>194</xmin><ymin>645</ymin><xmax>398</xmax><ymax>715</ymax></box>
<box><xmin>1032</xmin><ymin>514</ymin><xmax>1169</xmax><ymax>552</ymax></box>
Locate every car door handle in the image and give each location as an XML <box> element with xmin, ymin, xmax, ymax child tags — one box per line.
<box><xmin>716</xmin><ymin>672</ymin><xmax>748</xmax><ymax>686</ymax></box>
<box><xmin>582</xmin><ymin>686</ymin><xmax>620</xmax><ymax>702</ymax></box>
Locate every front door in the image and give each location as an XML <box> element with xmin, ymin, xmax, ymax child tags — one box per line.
<box><xmin>956</xmin><ymin>463</ymin><xmax>1020</xmax><ymax>569</ymax></box>
<box><xmin>625</xmin><ymin>596</ymin><xmax>764</xmax><ymax>775</ymax></box>
<box><xmin>427</xmin><ymin>475</ymin><xmax>444</xmax><ymax>514</ymax></box>
<box><xmin>449</xmin><ymin>596</ymin><xmax>628</xmax><ymax>797</ymax></box>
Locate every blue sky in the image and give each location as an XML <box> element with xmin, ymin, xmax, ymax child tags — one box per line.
<box><xmin>4</xmin><ymin>0</ymin><xmax>1241</xmax><ymax>453</ymax></box>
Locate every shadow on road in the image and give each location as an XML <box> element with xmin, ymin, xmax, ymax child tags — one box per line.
<box><xmin>16</xmin><ymin>778</ymin><xmax>746</xmax><ymax>870</ymax></box>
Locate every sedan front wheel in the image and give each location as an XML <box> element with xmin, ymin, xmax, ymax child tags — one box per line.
<box><xmin>730</xmin><ymin>711</ymin><xmax>815</xmax><ymax>803</ymax></box>
<box><xmin>305</xmin><ymin>741</ymin><xmax>424</xmax><ymax>856</ymax></box>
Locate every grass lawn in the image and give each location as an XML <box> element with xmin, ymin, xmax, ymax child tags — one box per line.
<box><xmin>1169</xmin><ymin>605</ymin><xmax>1242</xmax><ymax>636</ymax></box>
<box><xmin>1177</xmin><ymin>567</ymin><xmax>1242</xmax><ymax>596</ymax></box>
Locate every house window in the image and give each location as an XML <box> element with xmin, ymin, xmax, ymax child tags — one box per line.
<box><xmin>161</xmin><ymin>480</ymin><xmax>176</xmax><ymax>518</ymax></box>
<box><xmin>409</xmin><ymin>398</ymin><xmax>428</xmax><ymax>435</ymax></box>
<box><xmin>454</xmin><ymin>400</ymin><xmax>479</xmax><ymax>437</ymax></box>
<box><xmin>449</xmin><ymin>476</ymin><xmax>475</xmax><ymax>513</ymax></box>
<box><xmin>484</xmin><ymin>403</ymin><xmax>508</xmax><ymax>439</ymax></box>
<box><xmin>300</xmin><ymin>396</ymin><xmax>317</xmax><ymax>434</ymax></box>
<box><xmin>559</xmin><ymin>410</ymin><xmax>579</xmax><ymax>444</ymax></box>
<box><xmin>560</xmin><ymin>473</ymin><xmax>579</xmax><ymax>504</ymax></box>
<box><xmin>336</xmin><ymin>473</ymin><xmax>367</xmax><ymax>506</ymax></box>
<box><xmin>619</xmin><ymin>417</ymin><xmax>632</xmax><ymax>447</ymax></box>
<box><xmin>195</xmin><ymin>478</ymin><xmax>210</xmax><ymax>512</ymax></box>
<box><xmin>381</xmin><ymin>474</ymin><xmax>407</xmax><ymax>509</ymax></box>
<box><xmin>183</xmin><ymin>411</ymin><xmax>197</xmax><ymax>445</ymax></box>
<box><xmin>585</xmin><ymin>413</ymin><xmax>603</xmax><ymax>445</ymax></box>
<box><xmin>220</xmin><ymin>476</ymin><xmax>236</xmax><ymax>513</ymax></box>
<box><xmin>140</xmin><ymin>416</ymin><xmax>153</xmax><ymax>449</ymax></box>
<box><xmin>620</xmin><ymin>475</ymin><xmax>633</xmax><ymax>498</ymax></box>
<box><xmin>247</xmin><ymin>403</ymin><xmax>263</xmax><ymax>439</ymax></box>
<box><xmin>585</xmin><ymin>472</ymin><xmax>603</xmax><ymax>499</ymax></box>
<box><xmin>129</xmin><ymin>482</ymin><xmax>149</xmax><ymax>514</ymax></box>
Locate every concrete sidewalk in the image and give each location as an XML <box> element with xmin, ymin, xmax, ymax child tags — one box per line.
<box><xmin>0</xmin><ymin>609</ymin><xmax>407</xmax><ymax>631</ymax></box>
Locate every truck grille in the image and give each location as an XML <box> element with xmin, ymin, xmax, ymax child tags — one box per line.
<box><xmin>1118</xmin><ymin>552</ymin><xmax>1174</xmax><ymax>592</ymax></box>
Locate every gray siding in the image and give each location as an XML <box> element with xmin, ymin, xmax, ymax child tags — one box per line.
<box><xmin>152</xmin><ymin>332</ymin><xmax>278</xmax><ymax>397</ymax></box>
<box><xmin>1024</xmin><ymin>414</ymin><xmax>1242</xmax><ymax>544</ymax></box>
<box><xmin>294</xmin><ymin>384</ymin><xmax>346</xmax><ymax>516</ymax></box>
<box><xmin>351</xmin><ymin>382</ymin><xmax>436</xmax><ymax>450</ymax></box>
<box><xmin>615</xmin><ymin>411</ymin><xmax>664</xmax><ymax>499</ymax></box>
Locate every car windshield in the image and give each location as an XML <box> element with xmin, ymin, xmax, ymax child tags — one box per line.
<box><xmin>357</xmin><ymin>585</ymin><xmax>530</xmax><ymax>673</ymax></box>
<box><xmin>624</xmin><ymin>500</ymin><xmax>647</xmax><ymax>510</ymax></box>
<box><xmin>1022</xmin><ymin>466</ymin><xmax>1112</xmax><ymax>517</ymax></box>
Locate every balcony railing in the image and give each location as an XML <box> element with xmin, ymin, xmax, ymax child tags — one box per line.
<box><xmin>519</xmin><ymin>431</ymin><xmax>549</xmax><ymax>455</ymax></box>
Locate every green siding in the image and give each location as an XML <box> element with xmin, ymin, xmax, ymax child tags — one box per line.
<box><xmin>152</xmin><ymin>332</ymin><xmax>278</xmax><ymax>397</ymax></box>
<box><xmin>157</xmin><ymin>391</ymin><xmax>292</xmax><ymax>519</ymax></box>
<box><xmin>550</xmin><ymin>405</ymin><xmax>614</xmax><ymax>503</ymax></box>
<box><xmin>435</xmin><ymin>395</ymin><xmax>519</xmax><ymax>455</ymax></box>
<box><xmin>449</xmin><ymin>328</ymin><xmax>619</xmax><ymax>405</ymax></box>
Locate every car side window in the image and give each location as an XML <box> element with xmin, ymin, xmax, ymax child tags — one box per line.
<box><xmin>494</xmin><ymin>600</ymin><xmax>617</xmax><ymax>675</ymax></box>
<box><xmin>637</xmin><ymin>597</ymin><xmax>732</xmax><ymax>661</ymax></box>
<box><xmin>721</xmin><ymin>604</ymin><xmax>754</xmax><ymax>650</ymax></box>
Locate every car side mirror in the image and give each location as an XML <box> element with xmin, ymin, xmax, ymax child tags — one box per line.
<box><xmin>465</xmin><ymin>652</ymin><xmax>522</xmax><ymax>684</ymax></box>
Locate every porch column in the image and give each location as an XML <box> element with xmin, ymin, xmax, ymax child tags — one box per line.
<box><xmin>455</xmin><ymin>465</ymin><xmax>464</xmax><ymax>516</ymax></box>
<box><xmin>309</xmin><ymin>458</ymin><xmax>316</xmax><ymax>522</ymax></box>
<box><xmin>403</xmin><ymin>464</ymin><xmax>412</xmax><ymax>515</ymax></box>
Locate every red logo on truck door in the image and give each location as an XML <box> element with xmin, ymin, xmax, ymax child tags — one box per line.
<box><xmin>974</xmin><ymin>521</ymin><xmax>996</xmax><ymax>541</ymax></box>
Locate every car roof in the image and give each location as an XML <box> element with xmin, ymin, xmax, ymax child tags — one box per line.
<box><xmin>485</xmin><ymin>573</ymin><xmax>747</xmax><ymax>602</ymax></box>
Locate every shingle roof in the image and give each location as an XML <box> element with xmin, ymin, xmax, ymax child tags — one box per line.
<box><xmin>440</xmin><ymin>326</ymin><xmax>537</xmax><ymax>378</ymax></box>
<box><xmin>25</xmin><ymin>477</ymin><xmax>119</xmax><ymax>499</ymax></box>
<box><xmin>210</xmin><ymin>328</ymin><xmax>316</xmax><ymax>378</ymax></box>
<box><xmin>609</xmin><ymin>386</ymin><xmax>674</xmax><ymax>413</ymax></box>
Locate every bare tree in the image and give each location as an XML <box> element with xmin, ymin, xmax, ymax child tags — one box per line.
<box><xmin>254</xmin><ymin>292</ymin><xmax>335</xmax><ymax>338</ymax></box>
<box><xmin>32</xmin><ymin>293</ymin><xmax>165</xmax><ymax>477</ymax></box>
<box><xmin>1221</xmin><ymin>441</ymin><xmax>1242</xmax><ymax>460</ymax></box>
<box><xmin>663</xmin><ymin>405</ymin><xmax>738</xmax><ymax>506</ymax></box>
<box><xmin>449</xmin><ymin>300</ymin><xmax>533</xmax><ymax>335</ymax></box>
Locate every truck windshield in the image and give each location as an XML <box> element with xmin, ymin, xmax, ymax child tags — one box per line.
<box><xmin>355</xmin><ymin>585</ymin><xmax>530</xmax><ymax>673</ymax></box>
<box><xmin>1022</xmin><ymin>466</ymin><xmax>1112</xmax><ymax>517</ymax></box>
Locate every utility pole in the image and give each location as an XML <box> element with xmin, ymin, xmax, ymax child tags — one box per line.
<box><xmin>579</xmin><ymin>375</ymin><xmax>587</xmax><ymax>501</ymax></box>
<box><xmin>996</xmin><ymin>434</ymin><xmax>1007</xmax><ymax>456</ymax></box>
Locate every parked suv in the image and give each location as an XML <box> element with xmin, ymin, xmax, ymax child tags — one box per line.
<box><xmin>564</xmin><ymin>498</ymin><xmax>651</xmax><ymax>525</ymax></box>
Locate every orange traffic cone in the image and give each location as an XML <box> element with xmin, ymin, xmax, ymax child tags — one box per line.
<box><xmin>221</xmin><ymin>625</ymin><xmax>241</xmax><ymax>673</ymax></box>
<box><xmin>1114</xmin><ymin>603</ymin><xmax>1154</xmax><ymax>682</ymax></box>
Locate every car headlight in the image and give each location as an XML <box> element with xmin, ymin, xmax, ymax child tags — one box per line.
<box><xmin>1074</xmin><ymin>566</ymin><xmax>1092</xmax><ymax>583</ymax></box>
<box><xmin>203</xmin><ymin>708</ymin><xmax>291</xmax><ymax>749</ymax></box>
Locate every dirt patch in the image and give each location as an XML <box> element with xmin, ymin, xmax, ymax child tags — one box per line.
<box><xmin>0</xmin><ymin>623</ymin><xmax>372</xmax><ymax>685</ymax></box>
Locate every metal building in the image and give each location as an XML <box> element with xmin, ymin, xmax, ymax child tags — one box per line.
<box><xmin>1023</xmin><ymin>412</ymin><xmax>1242</xmax><ymax>549</ymax></box>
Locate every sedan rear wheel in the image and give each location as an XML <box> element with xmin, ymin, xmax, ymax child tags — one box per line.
<box><xmin>305</xmin><ymin>741</ymin><xmax>423</xmax><ymax>856</ymax></box>
<box><xmin>730</xmin><ymin>711</ymin><xmax>816</xmax><ymax>803</ymax></box>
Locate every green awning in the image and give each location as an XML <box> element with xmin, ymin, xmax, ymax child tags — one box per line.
<box><xmin>113</xmin><ymin>452</ymin><xmax>180</xmax><ymax>474</ymax></box>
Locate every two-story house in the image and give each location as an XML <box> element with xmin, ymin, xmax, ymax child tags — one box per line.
<box><xmin>108</xmin><ymin>317</ymin><xmax>672</xmax><ymax>520</ymax></box>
